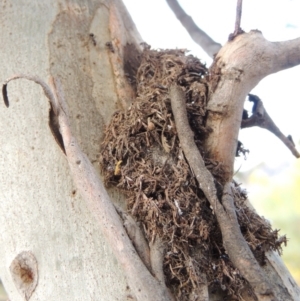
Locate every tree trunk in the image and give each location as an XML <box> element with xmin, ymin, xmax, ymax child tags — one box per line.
<box><xmin>0</xmin><ymin>1</ymin><xmax>299</xmax><ymax>301</ymax></box>
<box><xmin>0</xmin><ymin>1</ymin><xmax>142</xmax><ymax>300</ymax></box>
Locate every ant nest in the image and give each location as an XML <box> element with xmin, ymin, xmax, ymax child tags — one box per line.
<box><xmin>100</xmin><ymin>48</ymin><xmax>286</xmax><ymax>300</ymax></box>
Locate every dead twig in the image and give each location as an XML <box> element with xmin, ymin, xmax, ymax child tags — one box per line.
<box><xmin>165</xmin><ymin>0</ymin><xmax>221</xmax><ymax>58</ymax></box>
<box><xmin>2</xmin><ymin>75</ymin><xmax>174</xmax><ymax>301</ymax></box>
<box><xmin>169</xmin><ymin>83</ymin><xmax>276</xmax><ymax>301</ymax></box>
<box><xmin>242</xmin><ymin>94</ymin><xmax>300</xmax><ymax>158</ymax></box>
<box><xmin>229</xmin><ymin>0</ymin><xmax>244</xmax><ymax>40</ymax></box>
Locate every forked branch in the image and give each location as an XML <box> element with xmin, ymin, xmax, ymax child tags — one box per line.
<box><xmin>242</xmin><ymin>94</ymin><xmax>300</xmax><ymax>158</ymax></box>
<box><xmin>204</xmin><ymin>31</ymin><xmax>300</xmax><ymax>181</ymax></box>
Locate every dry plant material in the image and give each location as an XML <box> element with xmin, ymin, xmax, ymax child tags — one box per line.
<box><xmin>100</xmin><ymin>48</ymin><xmax>286</xmax><ymax>300</ymax></box>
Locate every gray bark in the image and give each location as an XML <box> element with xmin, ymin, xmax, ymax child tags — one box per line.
<box><xmin>0</xmin><ymin>1</ymin><xmax>141</xmax><ymax>300</ymax></box>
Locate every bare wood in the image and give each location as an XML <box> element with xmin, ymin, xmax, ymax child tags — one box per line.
<box><xmin>169</xmin><ymin>84</ymin><xmax>276</xmax><ymax>301</ymax></box>
<box><xmin>1</xmin><ymin>1</ymin><xmax>300</xmax><ymax>300</ymax></box>
<box><xmin>188</xmin><ymin>274</ymin><xmax>209</xmax><ymax>301</ymax></box>
<box><xmin>149</xmin><ymin>238</ymin><xmax>175</xmax><ymax>300</ymax></box>
<box><xmin>265</xmin><ymin>251</ymin><xmax>300</xmax><ymax>301</ymax></box>
<box><xmin>165</xmin><ymin>0</ymin><xmax>221</xmax><ymax>58</ymax></box>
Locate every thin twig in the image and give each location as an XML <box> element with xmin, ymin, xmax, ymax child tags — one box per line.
<box><xmin>229</xmin><ymin>0</ymin><xmax>244</xmax><ymax>40</ymax></box>
<box><xmin>234</xmin><ymin>0</ymin><xmax>243</xmax><ymax>34</ymax></box>
<box><xmin>165</xmin><ymin>0</ymin><xmax>221</xmax><ymax>58</ymax></box>
<box><xmin>242</xmin><ymin>94</ymin><xmax>300</xmax><ymax>158</ymax></box>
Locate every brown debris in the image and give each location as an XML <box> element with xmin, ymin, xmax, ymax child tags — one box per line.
<box><xmin>100</xmin><ymin>48</ymin><xmax>285</xmax><ymax>300</ymax></box>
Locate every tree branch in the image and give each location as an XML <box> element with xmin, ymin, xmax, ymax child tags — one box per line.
<box><xmin>2</xmin><ymin>75</ymin><xmax>174</xmax><ymax>301</ymax></box>
<box><xmin>165</xmin><ymin>0</ymin><xmax>221</xmax><ymax>58</ymax></box>
<box><xmin>204</xmin><ymin>31</ymin><xmax>300</xmax><ymax>181</ymax></box>
<box><xmin>234</xmin><ymin>0</ymin><xmax>243</xmax><ymax>34</ymax></box>
<box><xmin>242</xmin><ymin>94</ymin><xmax>300</xmax><ymax>158</ymax></box>
<box><xmin>229</xmin><ymin>0</ymin><xmax>244</xmax><ymax>40</ymax></box>
<box><xmin>170</xmin><ymin>83</ymin><xmax>276</xmax><ymax>301</ymax></box>
<box><xmin>271</xmin><ymin>37</ymin><xmax>300</xmax><ymax>72</ymax></box>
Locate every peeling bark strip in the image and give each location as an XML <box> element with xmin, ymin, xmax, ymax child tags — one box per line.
<box><xmin>169</xmin><ymin>84</ymin><xmax>218</xmax><ymax>212</ymax></box>
<box><xmin>3</xmin><ymin>75</ymin><xmax>174</xmax><ymax>301</ymax></box>
<box><xmin>169</xmin><ymin>84</ymin><xmax>277</xmax><ymax>301</ymax></box>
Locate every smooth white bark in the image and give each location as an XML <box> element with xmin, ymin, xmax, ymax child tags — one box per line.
<box><xmin>0</xmin><ymin>1</ymin><xmax>142</xmax><ymax>300</ymax></box>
